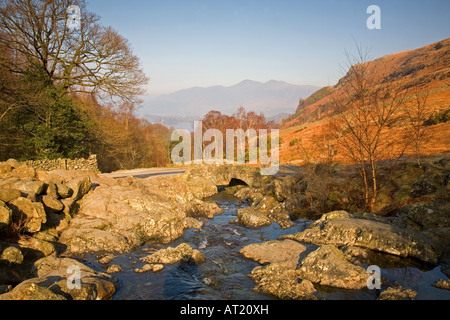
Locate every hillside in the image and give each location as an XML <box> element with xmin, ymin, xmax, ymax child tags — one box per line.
<box><xmin>280</xmin><ymin>38</ymin><xmax>450</xmax><ymax>164</ymax></box>
<box><xmin>142</xmin><ymin>80</ymin><xmax>320</xmax><ymax>117</ymax></box>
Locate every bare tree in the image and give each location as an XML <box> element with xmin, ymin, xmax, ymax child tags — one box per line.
<box><xmin>0</xmin><ymin>0</ymin><xmax>148</xmax><ymax>103</ymax></box>
<box><xmin>330</xmin><ymin>46</ymin><xmax>408</xmax><ymax>211</ymax></box>
<box><xmin>403</xmin><ymin>89</ymin><xmax>430</xmax><ymax>167</ymax></box>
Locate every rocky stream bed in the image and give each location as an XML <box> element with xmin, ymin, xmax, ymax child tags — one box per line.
<box><xmin>0</xmin><ymin>159</ymin><xmax>449</xmax><ymax>300</ymax></box>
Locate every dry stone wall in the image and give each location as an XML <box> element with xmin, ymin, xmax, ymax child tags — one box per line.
<box><xmin>24</xmin><ymin>155</ymin><xmax>100</xmax><ymax>173</ymax></box>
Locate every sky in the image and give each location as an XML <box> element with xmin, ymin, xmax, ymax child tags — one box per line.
<box><xmin>85</xmin><ymin>0</ymin><xmax>450</xmax><ymax>96</ymax></box>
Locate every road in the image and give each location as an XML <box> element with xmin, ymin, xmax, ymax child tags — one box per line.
<box><xmin>99</xmin><ymin>167</ymin><xmax>188</xmax><ymax>179</ymax></box>
<box><xmin>99</xmin><ymin>165</ymin><xmax>302</xmax><ymax>180</ymax></box>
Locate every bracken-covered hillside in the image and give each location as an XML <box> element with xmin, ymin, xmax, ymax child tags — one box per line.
<box><xmin>280</xmin><ymin>38</ymin><xmax>450</xmax><ymax>164</ymax></box>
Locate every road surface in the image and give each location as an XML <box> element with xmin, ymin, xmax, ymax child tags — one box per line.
<box><xmin>99</xmin><ymin>165</ymin><xmax>302</xmax><ymax>180</ymax></box>
<box><xmin>100</xmin><ymin>167</ymin><xmax>188</xmax><ymax>179</ymax></box>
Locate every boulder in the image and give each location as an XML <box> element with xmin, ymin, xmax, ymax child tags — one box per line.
<box><xmin>9</xmin><ymin>197</ymin><xmax>47</xmax><ymax>233</ymax></box>
<box><xmin>106</xmin><ymin>265</ymin><xmax>123</xmax><ymax>274</ymax></box>
<box><xmin>0</xmin><ymin>163</ymin><xmax>12</xmax><ymax>174</ymax></box>
<box><xmin>233</xmin><ymin>187</ymin><xmax>294</xmax><ymax>228</ymax></box>
<box><xmin>59</xmin><ymin>228</ymin><xmax>132</xmax><ymax>254</ymax></box>
<box><xmin>134</xmin><ymin>264</ymin><xmax>164</xmax><ymax>273</ymax></box>
<box><xmin>185</xmin><ymin>199</ymin><xmax>223</xmax><ymax>219</ymax></box>
<box><xmin>140</xmin><ymin>243</ymin><xmax>205</xmax><ymax>265</ymax></box>
<box><xmin>36</xmin><ymin>171</ymin><xmax>64</xmax><ymax>184</ymax></box>
<box><xmin>432</xmin><ymin>279</ymin><xmax>450</xmax><ymax>291</ymax></box>
<box><xmin>297</xmin><ymin>245</ymin><xmax>369</xmax><ymax>290</ymax></box>
<box><xmin>0</xmin><ymin>201</ymin><xmax>12</xmax><ymax>230</ymax></box>
<box><xmin>239</xmin><ymin>239</ymin><xmax>306</xmax><ymax>269</ymax></box>
<box><xmin>0</xmin><ymin>180</ymin><xmax>45</xmax><ymax>196</ymax></box>
<box><xmin>235</xmin><ymin>207</ymin><xmax>272</xmax><ymax>228</ymax></box>
<box><xmin>60</xmin><ymin>198</ymin><xmax>77</xmax><ymax>218</ymax></box>
<box><xmin>5</xmin><ymin>159</ymin><xmax>20</xmax><ymax>169</ymax></box>
<box><xmin>66</xmin><ymin>177</ymin><xmax>91</xmax><ymax>201</ymax></box>
<box><xmin>35</xmin><ymin>257</ymin><xmax>118</xmax><ymax>300</ymax></box>
<box><xmin>56</xmin><ymin>183</ymin><xmax>73</xmax><ymax>199</ymax></box>
<box><xmin>18</xmin><ymin>237</ymin><xmax>55</xmax><ymax>257</ymax></box>
<box><xmin>0</xmin><ymin>282</ymin><xmax>67</xmax><ymax>300</ymax></box>
<box><xmin>45</xmin><ymin>182</ymin><xmax>58</xmax><ymax>198</ymax></box>
<box><xmin>0</xmin><ymin>246</ymin><xmax>23</xmax><ymax>264</ymax></box>
<box><xmin>10</xmin><ymin>165</ymin><xmax>36</xmax><ymax>179</ymax></box>
<box><xmin>250</xmin><ymin>263</ymin><xmax>317</xmax><ymax>300</ymax></box>
<box><xmin>309</xmin><ymin>210</ymin><xmax>352</xmax><ymax>228</ymax></box>
<box><xmin>0</xmin><ymin>188</ymin><xmax>21</xmax><ymax>203</ymax></box>
<box><xmin>282</xmin><ymin>214</ymin><xmax>442</xmax><ymax>264</ymax></box>
<box><xmin>377</xmin><ymin>286</ymin><xmax>418</xmax><ymax>300</ymax></box>
<box><xmin>41</xmin><ymin>195</ymin><xmax>64</xmax><ymax>213</ymax></box>
<box><xmin>0</xmin><ymin>256</ymin><xmax>118</xmax><ymax>300</ymax></box>
<box><xmin>59</xmin><ymin>184</ymin><xmax>190</xmax><ymax>255</ymax></box>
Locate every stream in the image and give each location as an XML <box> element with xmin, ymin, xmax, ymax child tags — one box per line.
<box><xmin>82</xmin><ymin>189</ymin><xmax>450</xmax><ymax>300</ymax></box>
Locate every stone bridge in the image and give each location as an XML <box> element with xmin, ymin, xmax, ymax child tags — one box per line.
<box><xmin>183</xmin><ymin>165</ymin><xmax>270</xmax><ymax>188</ymax></box>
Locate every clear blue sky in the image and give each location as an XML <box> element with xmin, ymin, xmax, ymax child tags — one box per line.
<box><xmin>86</xmin><ymin>0</ymin><xmax>450</xmax><ymax>96</ymax></box>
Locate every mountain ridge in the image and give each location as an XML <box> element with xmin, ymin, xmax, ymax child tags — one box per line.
<box><xmin>141</xmin><ymin>80</ymin><xmax>321</xmax><ymax>117</ymax></box>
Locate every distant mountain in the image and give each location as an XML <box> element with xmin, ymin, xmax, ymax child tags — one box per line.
<box><xmin>141</xmin><ymin>80</ymin><xmax>320</xmax><ymax>118</ymax></box>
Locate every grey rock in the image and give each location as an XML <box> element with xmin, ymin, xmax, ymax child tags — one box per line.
<box><xmin>282</xmin><ymin>214</ymin><xmax>442</xmax><ymax>264</ymax></box>
<box><xmin>140</xmin><ymin>243</ymin><xmax>205</xmax><ymax>265</ymax></box>
<box><xmin>297</xmin><ymin>245</ymin><xmax>369</xmax><ymax>290</ymax></box>
<box><xmin>240</xmin><ymin>239</ymin><xmax>306</xmax><ymax>269</ymax></box>
<box><xmin>250</xmin><ymin>263</ymin><xmax>317</xmax><ymax>300</ymax></box>
<box><xmin>377</xmin><ymin>286</ymin><xmax>418</xmax><ymax>300</ymax></box>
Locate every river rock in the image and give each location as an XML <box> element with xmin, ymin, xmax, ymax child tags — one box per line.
<box><xmin>282</xmin><ymin>213</ymin><xmax>442</xmax><ymax>264</ymax></box>
<box><xmin>377</xmin><ymin>285</ymin><xmax>418</xmax><ymax>300</ymax></box>
<box><xmin>59</xmin><ymin>228</ymin><xmax>132</xmax><ymax>254</ymax></box>
<box><xmin>185</xmin><ymin>199</ymin><xmax>223</xmax><ymax>219</ymax></box>
<box><xmin>432</xmin><ymin>279</ymin><xmax>450</xmax><ymax>291</ymax></box>
<box><xmin>239</xmin><ymin>239</ymin><xmax>306</xmax><ymax>268</ymax></box>
<box><xmin>0</xmin><ymin>282</ymin><xmax>67</xmax><ymax>300</ymax></box>
<box><xmin>297</xmin><ymin>245</ymin><xmax>369</xmax><ymax>290</ymax></box>
<box><xmin>0</xmin><ymin>201</ymin><xmax>12</xmax><ymax>229</ymax></box>
<box><xmin>0</xmin><ymin>246</ymin><xmax>23</xmax><ymax>264</ymax></box>
<box><xmin>250</xmin><ymin>263</ymin><xmax>317</xmax><ymax>300</ymax></box>
<box><xmin>140</xmin><ymin>243</ymin><xmax>205</xmax><ymax>265</ymax></box>
<box><xmin>35</xmin><ymin>256</ymin><xmax>118</xmax><ymax>300</ymax></box>
<box><xmin>134</xmin><ymin>264</ymin><xmax>164</xmax><ymax>273</ymax></box>
<box><xmin>0</xmin><ymin>256</ymin><xmax>118</xmax><ymax>300</ymax></box>
<box><xmin>0</xmin><ymin>188</ymin><xmax>22</xmax><ymax>203</ymax></box>
<box><xmin>235</xmin><ymin>207</ymin><xmax>272</xmax><ymax>228</ymax></box>
<box><xmin>59</xmin><ymin>180</ymin><xmax>206</xmax><ymax>255</ymax></box>
<box><xmin>106</xmin><ymin>264</ymin><xmax>123</xmax><ymax>274</ymax></box>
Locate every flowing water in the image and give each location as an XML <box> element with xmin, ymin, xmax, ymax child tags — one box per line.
<box><xmin>82</xmin><ymin>189</ymin><xmax>450</xmax><ymax>300</ymax></box>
